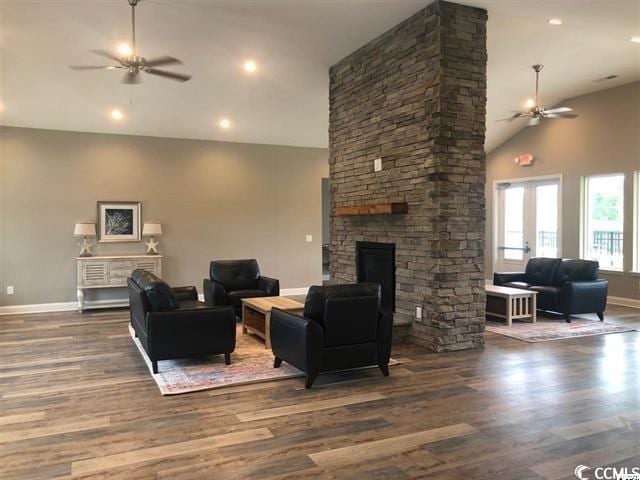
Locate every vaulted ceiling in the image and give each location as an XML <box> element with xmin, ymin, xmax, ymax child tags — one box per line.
<box><xmin>1</xmin><ymin>0</ymin><xmax>639</xmax><ymax>151</ymax></box>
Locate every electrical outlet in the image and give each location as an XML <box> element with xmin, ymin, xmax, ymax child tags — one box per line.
<box><xmin>415</xmin><ymin>305</ymin><xmax>422</xmax><ymax>319</ymax></box>
<box><xmin>374</xmin><ymin>158</ymin><xmax>382</xmax><ymax>172</ymax></box>
<box><xmin>305</xmin><ymin>235</ymin><xmax>313</xmax><ymax>242</ymax></box>
<box><xmin>6</xmin><ymin>286</ymin><xmax>14</xmax><ymax>295</ymax></box>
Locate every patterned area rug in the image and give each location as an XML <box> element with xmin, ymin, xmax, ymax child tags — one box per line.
<box><xmin>486</xmin><ymin>318</ymin><xmax>635</xmax><ymax>343</ymax></box>
<box><xmin>130</xmin><ymin>325</ymin><xmax>398</xmax><ymax>395</ymax></box>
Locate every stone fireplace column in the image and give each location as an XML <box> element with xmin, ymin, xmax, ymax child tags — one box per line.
<box><xmin>329</xmin><ymin>1</ymin><xmax>487</xmax><ymax>351</ymax></box>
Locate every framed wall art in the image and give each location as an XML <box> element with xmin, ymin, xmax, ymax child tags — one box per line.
<box><xmin>97</xmin><ymin>201</ymin><xmax>141</xmax><ymax>242</ymax></box>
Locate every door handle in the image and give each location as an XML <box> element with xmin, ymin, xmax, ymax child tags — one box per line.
<box><xmin>498</xmin><ymin>245</ymin><xmax>531</xmax><ymax>253</ymax></box>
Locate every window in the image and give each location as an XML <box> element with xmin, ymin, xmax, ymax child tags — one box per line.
<box><xmin>634</xmin><ymin>171</ymin><xmax>640</xmax><ymax>272</ymax></box>
<box><xmin>582</xmin><ymin>174</ymin><xmax>624</xmax><ymax>271</ymax></box>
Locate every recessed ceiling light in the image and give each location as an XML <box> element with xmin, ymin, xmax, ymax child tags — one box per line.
<box><xmin>218</xmin><ymin>118</ymin><xmax>231</xmax><ymax>129</ymax></box>
<box><xmin>631</xmin><ymin>36</ymin><xmax>640</xmax><ymax>44</ymax></box>
<box><xmin>111</xmin><ymin>109</ymin><xmax>123</xmax><ymax>120</ymax></box>
<box><xmin>525</xmin><ymin>98</ymin><xmax>536</xmax><ymax>109</ymax></box>
<box><xmin>243</xmin><ymin>60</ymin><xmax>257</xmax><ymax>73</ymax></box>
<box><xmin>117</xmin><ymin>43</ymin><xmax>132</xmax><ymax>56</ymax></box>
<box><xmin>548</xmin><ymin>18</ymin><xmax>563</xmax><ymax>25</ymax></box>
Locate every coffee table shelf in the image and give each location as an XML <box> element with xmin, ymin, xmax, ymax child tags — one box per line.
<box><xmin>241</xmin><ymin>296</ymin><xmax>304</xmax><ymax>348</ymax></box>
<box><xmin>485</xmin><ymin>285</ymin><xmax>537</xmax><ymax>326</ymax></box>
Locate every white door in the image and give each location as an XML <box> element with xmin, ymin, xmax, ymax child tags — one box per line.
<box><xmin>496</xmin><ymin>178</ymin><xmax>561</xmax><ymax>273</ymax></box>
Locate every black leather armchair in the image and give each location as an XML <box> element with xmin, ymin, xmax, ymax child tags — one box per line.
<box><xmin>493</xmin><ymin>258</ymin><xmax>608</xmax><ymax>322</ymax></box>
<box><xmin>128</xmin><ymin>269</ymin><xmax>236</xmax><ymax>373</ymax></box>
<box><xmin>270</xmin><ymin>283</ymin><xmax>393</xmax><ymax>388</ymax></box>
<box><xmin>203</xmin><ymin>259</ymin><xmax>279</xmax><ymax>316</ymax></box>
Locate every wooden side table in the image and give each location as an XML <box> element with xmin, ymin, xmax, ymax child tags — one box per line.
<box><xmin>241</xmin><ymin>296</ymin><xmax>304</xmax><ymax>348</ymax></box>
<box><xmin>485</xmin><ymin>285</ymin><xmax>537</xmax><ymax>326</ymax></box>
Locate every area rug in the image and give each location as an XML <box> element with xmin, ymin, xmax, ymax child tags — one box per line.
<box><xmin>130</xmin><ymin>325</ymin><xmax>399</xmax><ymax>395</ymax></box>
<box><xmin>486</xmin><ymin>318</ymin><xmax>635</xmax><ymax>343</ymax></box>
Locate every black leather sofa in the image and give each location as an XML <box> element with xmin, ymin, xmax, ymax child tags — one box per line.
<box><xmin>270</xmin><ymin>283</ymin><xmax>393</xmax><ymax>388</ymax></box>
<box><xmin>203</xmin><ymin>259</ymin><xmax>279</xmax><ymax>317</ymax></box>
<box><xmin>493</xmin><ymin>257</ymin><xmax>608</xmax><ymax>322</ymax></box>
<box><xmin>128</xmin><ymin>269</ymin><xmax>236</xmax><ymax>373</ymax></box>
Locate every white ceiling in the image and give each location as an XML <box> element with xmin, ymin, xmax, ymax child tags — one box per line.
<box><xmin>1</xmin><ymin>0</ymin><xmax>639</xmax><ymax>151</ymax></box>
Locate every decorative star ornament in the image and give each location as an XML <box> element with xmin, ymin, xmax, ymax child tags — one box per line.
<box><xmin>145</xmin><ymin>237</ymin><xmax>159</xmax><ymax>255</ymax></box>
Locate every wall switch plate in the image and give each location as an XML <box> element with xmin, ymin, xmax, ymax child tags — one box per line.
<box><xmin>374</xmin><ymin>158</ymin><xmax>382</xmax><ymax>172</ymax></box>
<box><xmin>7</xmin><ymin>286</ymin><xmax>14</xmax><ymax>295</ymax></box>
<box><xmin>415</xmin><ymin>305</ymin><xmax>422</xmax><ymax>319</ymax></box>
<box><xmin>305</xmin><ymin>235</ymin><xmax>313</xmax><ymax>242</ymax></box>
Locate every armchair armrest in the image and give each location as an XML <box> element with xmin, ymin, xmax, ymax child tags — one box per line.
<box><xmin>171</xmin><ymin>286</ymin><xmax>198</xmax><ymax>302</ymax></box>
<box><xmin>203</xmin><ymin>278</ymin><xmax>227</xmax><ymax>306</ymax></box>
<box><xmin>561</xmin><ymin>279</ymin><xmax>608</xmax><ymax>315</ymax></box>
<box><xmin>493</xmin><ymin>272</ymin><xmax>527</xmax><ymax>286</ymax></box>
<box><xmin>257</xmin><ymin>276</ymin><xmax>280</xmax><ymax>296</ymax></box>
<box><xmin>270</xmin><ymin>308</ymin><xmax>323</xmax><ymax>376</ymax></box>
<box><xmin>146</xmin><ymin>306</ymin><xmax>236</xmax><ymax>358</ymax></box>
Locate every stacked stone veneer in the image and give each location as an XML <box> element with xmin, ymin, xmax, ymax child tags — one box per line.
<box><xmin>329</xmin><ymin>0</ymin><xmax>487</xmax><ymax>351</ymax></box>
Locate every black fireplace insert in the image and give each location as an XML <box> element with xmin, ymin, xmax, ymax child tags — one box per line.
<box><xmin>356</xmin><ymin>241</ymin><xmax>395</xmax><ymax>312</ymax></box>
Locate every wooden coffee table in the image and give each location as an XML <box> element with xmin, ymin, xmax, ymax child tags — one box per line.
<box><xmin>241</xmin><ymin>296</ymin><xmax>304</xmax><ymax>348</ymax></box>
<box><xmin>485</xmin><ymin>285</ymin><xmax>537</xmax><ymax>326</ymax></box>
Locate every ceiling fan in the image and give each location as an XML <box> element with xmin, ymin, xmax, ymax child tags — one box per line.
<box><xmin>500</xmin><ymin>65</ymin><xmax>577</xmax><ymax>126</ymax></box>
<box><xmin>70</xmin><ymin>0</ymin><xmax>192</xmax><ymax>84</ymax></box>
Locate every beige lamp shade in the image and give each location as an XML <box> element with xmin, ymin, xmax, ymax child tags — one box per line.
<box><xmin>142</xmin><ymin>221</ymin><xmax>162</xmax><ymax>236</ymax></box>
<box><xmin>73</xmin><ymin>222</ymin><xmax>96</xmax><ymax>237</ymax></box>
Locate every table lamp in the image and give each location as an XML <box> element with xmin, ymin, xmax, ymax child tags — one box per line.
<box><xmin>73</xmin><ymin>222</ymin><xmax>96</xmax><ymax>257</ymax></box>
<box><xmin>143</xmin><ymin>221</ymin><xmax>162</xmax><ymax>255</ymax></box>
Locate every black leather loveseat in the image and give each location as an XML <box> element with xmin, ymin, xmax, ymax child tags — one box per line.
<box><xmin>128</xmin><ymin>269</ymin><xmax>236</xmax><ymax>373</ymax></box>
<box><xmin>203</xmin><ymin>259</ymin><xmax>279</xmax><ymax>317</ymax></box>
<box><xmin>493</xmin><ymin>257</ymin><xmax>608</xmax><ymax>322</ymax></box>
<box><xmin>270</xmin><ymin>283</ymin><xmax>393</xmax><ymax>388</ymax></box>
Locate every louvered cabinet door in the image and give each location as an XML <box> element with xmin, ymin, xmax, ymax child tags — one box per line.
<box><xmin>135</xmin><ymin>258</ymin><xmax>161</xmax><ymax>277</ymax></box>
<box><xmin>81</xmin><ymin>261</ymin><xmax>109</xmax><ymax>286</ymax></box>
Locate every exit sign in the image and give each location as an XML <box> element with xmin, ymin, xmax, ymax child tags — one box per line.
<box><xmin>514</xmin><ymin>154</ymin><xmax>534</xmax><ymax>166</ymax></box>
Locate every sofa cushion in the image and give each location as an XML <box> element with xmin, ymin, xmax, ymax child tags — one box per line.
<box><xmin>502</xmin><ymin>281</ymin><xmax>532</xmax><ymax>290</ymax></box>
<box><xmin>131</xmin><ymin>269</ymin><xmax>178</xmax><ymax>312</ymax></box>
<box><xmin>554</xmin><ymin>259</ymin><xmax>599</xmax><ymax>286</ymax></box>
<box><xmin>210</xmin><ymin>259</ymin><xmax>260</xmax><ymax>291</ymax></box>
<box><xmin>227</xmin><ymin>289</ymin><xmax>268</xmax><ymax>307</ymax></box>
<box><xmin>529</xmin><ymin>285</ymin><xmax>561</xmax><ymax>309</ymax></box>
<box><xmin>524</xmin><ymin>258</ymin><xmax>562</xmax><ymax>287</ymax></box>
<box><xmin>303</xmin><ymin>283</ymin><xmax>381</xmax><ymax>324</ymax></box>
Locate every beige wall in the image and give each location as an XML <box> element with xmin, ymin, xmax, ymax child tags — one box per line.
<box><xmin>485</xmin><ymin>81</ymin><xmax>640</xmax><ymax>300</ymax></box>
<box><xmin>0</xmin><ymin>126</ymin><xmax>329</xmax><ymax>306</ymax></box>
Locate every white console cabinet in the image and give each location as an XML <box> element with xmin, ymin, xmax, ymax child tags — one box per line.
<box><xmin>76</xmin><ymin>255</ymin><xmax>162</xmax><ymax>312</ymax></box>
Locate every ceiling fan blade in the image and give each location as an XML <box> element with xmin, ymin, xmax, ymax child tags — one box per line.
<box><xmin>144</xmin><ymin>56</ymin><xmax>183</xmax><ymax>67</ymax></box>
<box><xmin>544</xmin><ymin>107</ymin><xmax>573</xmax><ymax>114</ymax></box>
<box><xmin>122</xmin><ymin>70</ymin><xmax>142</xmax><ymax>84</ymax></box>
<box><xmin>144</xmin><ymin>68</ymin><xmax>192</xmax><ymax>82</ymax></box>
<box><xmin>543</xmin><ymin>112</ymin><xmax>578</xmax><ymax>119</ymax></box>
<box><xmin>528</xmin><ymin>117</ymin><xmax>541</xmax><ymax>126</ymax></box>
<box><xmin>70</xmin><ymin>65</ymin><xmax>121</xmax><ymax>70</ymax></box>
<box><xmin>91</xmin><ymin>49</ymin><xmax>123</xmax><ymax>63</ymax></box>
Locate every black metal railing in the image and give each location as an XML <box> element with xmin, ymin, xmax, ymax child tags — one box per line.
<box><xmin>592</xmin><ymin>230</ymin><xmax>623</xmax><ymax>256</ymax></box>
<box><xmin>538</xmin><ymin>231</ymin><xmax>557</xmax><ymax>248</ymax></box>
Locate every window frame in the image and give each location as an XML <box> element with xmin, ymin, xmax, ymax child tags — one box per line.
<box><xmin>580</xmin><ymin>173</ymin><xmax>625</xmax><ymax>273</ymax></box>
<box><xmin>634</xmin><ymin>171</ymin><xmax>640</xmax><ymax>273</ymax></box>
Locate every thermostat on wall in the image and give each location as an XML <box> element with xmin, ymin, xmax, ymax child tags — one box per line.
<box><xmin>514</xmin><ymin>154</ymin><xmax>534</xmax><ymax>166</ymax></box>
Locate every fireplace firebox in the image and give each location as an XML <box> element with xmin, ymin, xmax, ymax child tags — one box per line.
<box><xmin>356</xmin><ymin>242</ymin><xmax>395</xmax><ymax>312</ymax></box>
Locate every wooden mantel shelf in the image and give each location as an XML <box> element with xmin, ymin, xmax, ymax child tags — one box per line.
<box><xmin>335</xmin><ymin>202</ymin><xmax>408</xmax><ymax>216</ymax></box>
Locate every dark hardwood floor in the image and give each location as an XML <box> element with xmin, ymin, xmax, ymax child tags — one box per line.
<box><xmin>0</xmin><ymin>304</ymin><xmax>638</xmax><ymax>479</ymax></box>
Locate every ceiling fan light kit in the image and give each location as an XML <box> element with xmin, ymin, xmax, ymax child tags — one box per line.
<box><xmin>498</xmin><ymin>64</ymin><xmax>578</xmax><ymax>126</ymax></box>
<box><xmin>70</xmin><ymin>0</ymin><xmax>192</xmax><ymax>84</ymax></box>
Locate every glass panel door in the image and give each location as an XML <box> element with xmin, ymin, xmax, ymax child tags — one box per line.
<box><xmin>496</xmin><ymin>178</ymin><xmax>561</xmax><ymax>274</ymax></box>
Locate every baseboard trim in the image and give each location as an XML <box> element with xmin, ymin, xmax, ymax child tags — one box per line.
<box><xmin>3</xmin><ymin>288</ymin><xmax>312</xmax><ymax>316</ymax></box>
<box><xmin>0</xmin><ymin>299</ymin><xmax>128</xmax><ymax>316</ymax></box>
<box><xmin>608</xmin><ymin>296</ymin><xmax>640</xmax><ymax>309</ymax></box>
